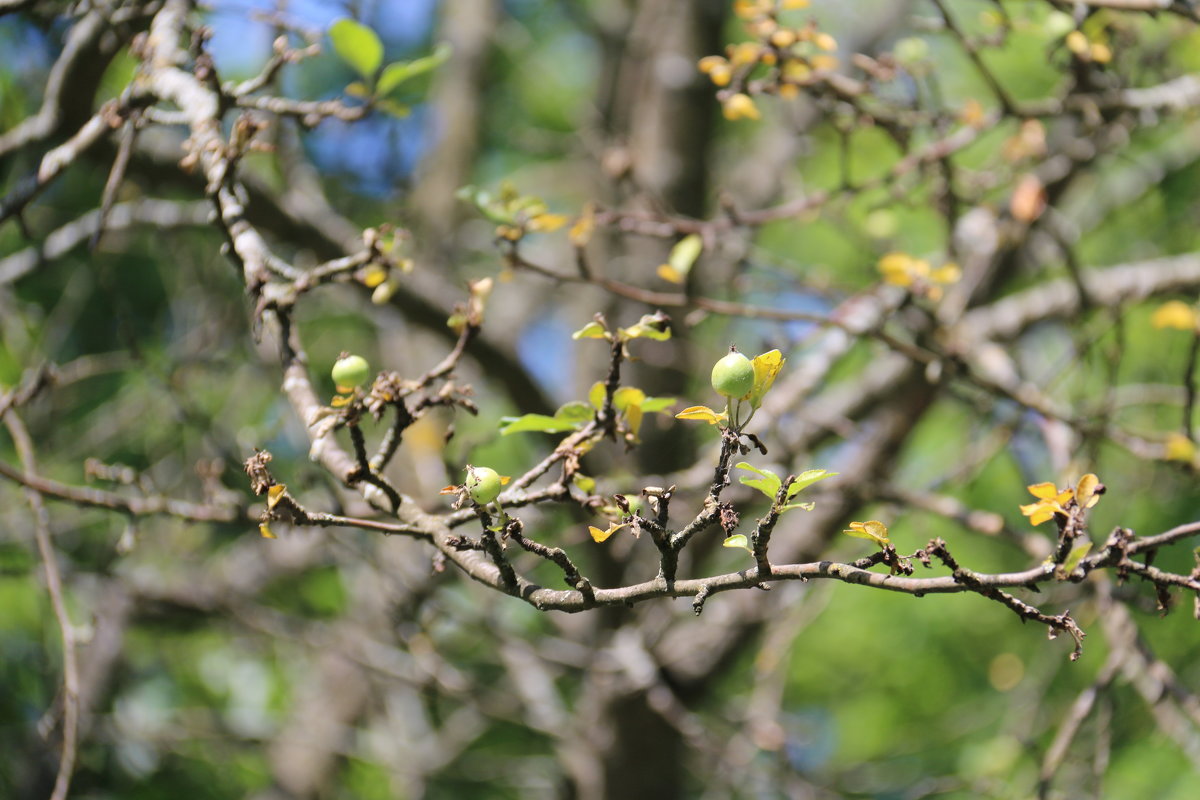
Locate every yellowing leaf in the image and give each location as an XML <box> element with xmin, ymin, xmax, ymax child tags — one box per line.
<box><xmin>1075</xmin><ymin>473</ymin><xmax>1101</xmax><ymax>509</ymax></box>
<box><xmin>843</xmin><ymin>520</ymin><xmax>890</xmax><ymax>546</ymax></box>
<box><xmin>573</xmin><ymin>474</ymin><xmax>596</xmax><ymax>493</ymax></box>
<box><xmin>528</xmin><ymin>212</ymin><xmax>568</xmax><ymax>233</ymax></box>
<box><xmin>722</xmin><ymin>534</ymin><xmax>753</xmax><ymax>553</ymax></box>
<box><xmin>362</xmin><ymin>265</ymin><xmax>388</xmax><ymax>288</ymax></box>
<box><xmin>1151</xmin><ymin>301</ymin><xmax>1198</xmax><ymax>331</ymax></box>
<box><xmin>675</xmin><ymin>405</ymin><xmax>727</xmax><ymax>425</ymax></box>
<box><xmin>1164</xmin><ymin>432</ymin><xmax>1197</xmax><ymax>462</ymax></box>
<box><xmin>657</xmin><ymin>263</ymin><xmax>685</xmax><ymax>284</ymax></box>
<box><xmin>662</xmin><ymin>234</ymin><xmax>703</xmax><ymax>284</ymax></box>
<box><xmin>331</xmin><ymin>393</ymin><xmax>354</xmax><ymax>408</ymax></box>
<box><xmin>613</xmin><ymin>387</ymin><xmax>646</xmax><ymax>412</ymax></box>
<box><xmin>1026</xmin><ymin>482</ymin><xmax>1060</xmax><ymax>500</ymax></box>
<box><xmin>625</xmin><ymin>403</ymin><xmax>644</xmax><ymax>440</ymax></box>
<box><xmin>570</xmin><ymin>203</ymin><xmax>595</xmax><ymax>246</ymax></box>
<box><xmin>589</xmin><ymin>523</ymin><xmax>627</xmax><ymax>543</ymax></box>
<box><xmin>588</xmin><ymin>381</ymin><xmax>607</xmax><ymax>410</ymax></box>
<box><xmin>267</xmin><ymin>484</ymin><xmax>287</xmax><ymax>509</ymax></box>
<box><xmin>259</xmin><ymin>522</ymin><xmax>277</xmax><ymax>539</ymax></box>
<box><xmin>747</xmin><ymin>349</ymin><xmax>785</xmax><ymax>409</ymax></box>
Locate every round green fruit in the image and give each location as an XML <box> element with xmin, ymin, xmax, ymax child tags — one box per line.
<box><xmin>466</xmin><ymin>466</ymin><xmax>502</xmax><ymax>504</ymax></box>
<box><xmin>331</xmin><ymin>354</ymin><xmax>371</xmax><ymax>389</ymax></box>
<box><xmin>711</xmin><ymin>350</ymin><xmax>755</xmax><ymax>399</ymax></box>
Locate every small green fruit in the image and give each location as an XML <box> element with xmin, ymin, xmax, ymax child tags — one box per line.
<box><xmin>466</xmin><ymin>465</ymin><xmax>502</xmax><ymax>504</ymax></box>
<box><xmin>331</xmin><ymin>354</ymin><xmax>371</xmax><ymax>389</ymax></box>
<box><xmin>711</xmin><ymin>350</ymin><xmax>755</xmax><ymax>399</ymax></box>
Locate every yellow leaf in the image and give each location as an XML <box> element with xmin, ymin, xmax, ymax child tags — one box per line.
<box><xmin>1074</xmin><ymin>473</ymin><xmax>1101</xmax><ymax>509</ymax></box>
<box><xmin>1026</xmin><ymin>482</ymin><xmax>1059</xmax><ymax>500</ymax></box>
<box><xmin>675</xmin><ymin>405</ymin><xmax>727</xmax><ymax>425</ymax></box>
<box><xmin>259</xmin><ymin>523</ymin><xmax>277</xmax><ymax>539</ymax></box>
<box><xmin>528</xmin><ymin>212</ymin><xmax>567</xmax><ymax>233</ymax></box>
<box><xmin>1164</xmin><ymin>432</ymin><xmax>1197</xmax><ymax>462</ymax></box>
<box><xmin>1151</xmin><ymin>301</ymin><xmax>1198</xmax><ymax>331</ymax></box>
<box><xmin>331</xmin><ymin>393</ymin><xmax>354</xmax><ymax>408</ymax></box>
<box><xmin>589</xmin><ymin>523</ymin><xmax>626</xmax><ymax>543</ymax></box>
<box><xmin>499</xmin><ymin>475</ymin><xmax>512</xmax><ymax>485</ymax></box>
<box><xmin>843</xmin><ymin>520</ymin><xmax>890</xmax><ymax>546</ymax></box>
<box><xmin>1065</xmin><ymin>30</ymin><xmax>1088</xmax><ymax>55</ymax></box>
<box><xmin>569</xmin><ymin>204</ymin><xmax>595</xmax><ymax>247</ymax></box>
<box><xmin>267</xmin><ymin>484</ymin><xmax>286</xmax><ymax>509</ymax></box>
<box><xmin>930</xmin><ymin>263</ymin><xmax>961</xmax><ymax>285</ymax></box>
<box><xmin>879</xmin><ymin>252</ymin><xmax>915</xmax><ymax>286</ymax></box>
<box><xmin>625</xmin><ymin>403</ymin><xmax>643</xmax><ymax>440</ymax></box>
<box><xmin>657</xmin><ymin>264</ymin><xmax>685</xmax><ymax>284</ymax></box>
<box><xmin>747</xmin><ymin>349</ymin><xmax>785</xmax><ymax>409</ymax></box>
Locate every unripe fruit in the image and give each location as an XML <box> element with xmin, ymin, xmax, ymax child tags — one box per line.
<box><xmin>331</xmin><ymin>354</ymin><xmax>371</xmax><ymax>389</ymax></box>
<box><xmin>711</xmin><ymin>350</ymin><xmax>755</xmax><ymax>399</ymax></box>
<box><xmin>465</xmin><ymin>466</ymin><xmax>502</xmax><ymax>504</ymax></box>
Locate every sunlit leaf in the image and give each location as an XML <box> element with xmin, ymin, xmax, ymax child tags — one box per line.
<box><xmin>613</xmin><ymin>387</ymin><xmax>645</xmax><ymax>412</ymax></box>
<box><xmin>329</xmin><ymin>18</ymin><xmax>383</xmax><ymax>81</ymax></box>
<box><xmin>747</xmin><ymin>349</ymin><xmax>785</xmax><ymax>409</ymax></box>
<box><xmin>376</xmin><ymin>43</ymin><xmax>451</xmax><ymax>96</ymax></box>
<box><xmin>589</xmin><ymin>523</ymin><xmax>627</xmax><ymax>543</ymax></box>
<box><xmin>641</xmin><ymin>396</ymin><xmax>677</xmax><ymax>414</ymax></box>
<box><xmin>735</xmin><ymin>461</ymin><xmax>781</xmax><ymax>500</ymax></box>
<box><xmin>572</xmin><ymin>321</ymin><xmax>608</xmax><ymax>340</ymax></box>
<box><xmin>1165</xmin><ymin>432</ymin><xmax>1197</xmax><ymax>462</ymax></box>
<box><xmin>780</xmin><ymin>501</ymin><xmax>815</xmax><ymax>513</ymax></box>
<box><xmin>625</xmin><ymin>403</ymin><xmax>643</xmax><ymax>440</ymax></box>
<box><xmin>555</xmin><ymin>401</ymin><xmax>594</xmax><ymax>424</ymax></box>
<box><xmin>722</xmin><ymin>534</ymin><xmax>753</xmax><ymax>553</ymax></box>
<box><xmin>657</xmin><ymin>234</ymin><xmax>702</xmax><ymax>285</ymax></box>
<box><xmin>259</xmin><ymin>522</ymin><xmax>277</xmax><ymax>539</ymax></box>
<box><xmin>674</xmin><ymin>405</ymin><xmax>726</xmax><ymax>425</ymax></box>
<box><xmin>499</xmin><ymin>413</ymin><xmax>584</xmax><ymax>435</ymax></box>
<box><xmin>588</xmin><ymin>381</ymin><xmax>607</xmax><ymax>410</ymax></box>
<box><xmin>1151</xmin><ymin>300</ymin><xmax>1198</xmax><ymax>331</ymax></box>
<box><xmin>573</xmin><ymin>474</ymin><xmax>596</xmax><ymax>494</ymax></box>
<box><xmin>1075</xmin><ymin>473</ymin><xmax>1101</xmax><ymax>509</ymax></box>
<box><xmin>1060</xmin><ymin>541</ymin><xmax>1093</xmax><ymax>574</ymax></box>
<box><xmin>267</xmin><ymin>484</ymin><xmax>286</xmax><ymax>510</ymax></box>
<box><xmin>843</xmin><ymin>520</ymin><xmax>890</xmax><ymax>546</ymax></box>
<box><xmin>620</xmin><ymin>313</ymin><xmax>672</xmax><ymax>341</ymax></box>
<box><xmin>787</xmin><ymin>469</ymin><xmax>837</xmax><ymax>497</ymax></box>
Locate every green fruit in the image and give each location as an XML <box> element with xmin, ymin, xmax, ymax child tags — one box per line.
<box><xmin>466</xmin><ymin>466</ymin><xmax>502</xmax><ymax>504</ymax></box>
<box><xmin>711</xmin><ymin>350</ymin><xmax>755</xmax><ymax>398</ymax></box>
<box><xmin>331</xmin><ymin>354</ymin><xmax>371</xmax><ymax>389</ymax></box>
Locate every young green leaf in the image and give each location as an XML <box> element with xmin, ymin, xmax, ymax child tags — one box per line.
<box><xmin>499</xmin><ymin>413</ymin><xmax>582</xmax><ymax>435</ymax></box>
<box><xmin>735</xmin><ymin>462</ymin><xmax>782</xmax><ymax>500</ymax></box>
<box><xmin>787</xmin><ymin>469</ymin><xmax>838</xmax><ymax>498</ymax></box>
<box><xmin>640</xmin><ymin>396</ymin><xmax>677</xmax><ymax>414</ymax></box>
<box><xmin>722</xmin><ymin>534</ymin><xmax>753</xmax><ymax>553</ymax></box>
<box><xmin>376</xmin><ymin>43</ymin><xmax>452</xmax><ymax>96</ymax></box>
<box><xmin>572</xmin><ymin>321</ymin><xmax>608</xmax><ymax>340</ymax></box>
<box><xmin>329</xmin><ymin>18</ymin><xmax>384</xmax><ymax>81</ymax></box>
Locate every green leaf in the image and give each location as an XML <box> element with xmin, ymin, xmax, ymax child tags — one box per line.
<box><xmin>722</xmin><ymin>534</ymin><xmax>753</xmax><ymax>553</ymax></box>
<box><xmin>376</xmin><ymin>43</ymin><xmax>452</xmax><ymax>96</ymax></box>
<box><xmin>375</xmin><ymin>98</ymin><xmax>410</xmax><ymax>118</ymax></box>
<box><xmin>329</xmin><ymin>18</ymin><xmax>384</xmax><ymax>81</ymax></box>
<box><xmin>1060</xmin><ymin>541</ymin><xmax>1093</xmax><ymax>575</ymax></box>
<box><xmin>572</xmin><ymin>321</ymin><xmax>608</xmax><ymax>340</ymax></box>
<box><xmin>573</xmin><ymin>474</ymin><xmax>596</xmax><ymax>494</ymax></box>
<box><xmin>787</xmin><ymin>469</ymin><xmax>838</xmax><ymax>498</ymax></box>
<box><xmin>555</xmin><ymin>401</ymin><xmax>594</xmax><ymax>424</ymax></box>
<box><xmin>736</xmin><ymin>462</ymin><xmax>782</xmax><ymax>500</ymax></box>
<box><xmin>499</xmin><ymin>413</ymin><xmax>583</xmax><ymax>435</ymax></box>
<box><xmin>619</xmin><ymin>313</ymin><xmax>672</xmax><ymax>341</ymax></box>
<box><xmin>780</xmin><ymin>501</ymin><xmax>815</xmax><ymax>513</ymax></box>
<box><xmin>641</xmin><ymin>396</ymin><xmax>676</xmax><ymax>414</ymax></box>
